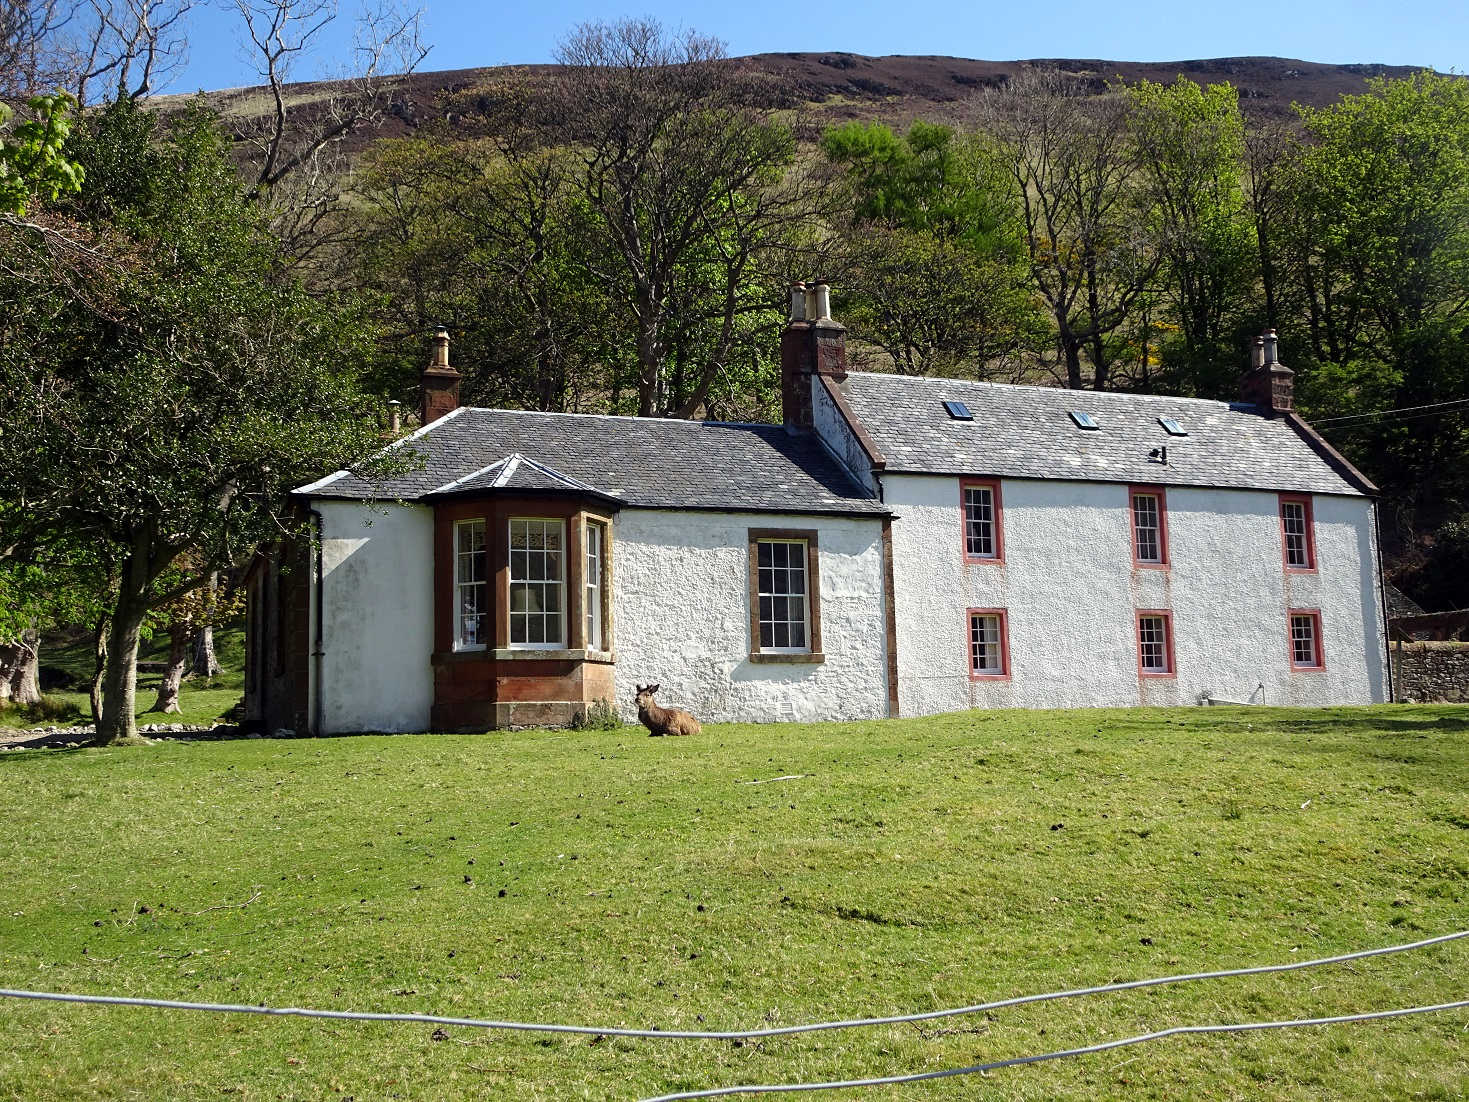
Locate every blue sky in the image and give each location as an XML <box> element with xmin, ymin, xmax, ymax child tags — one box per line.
<box><xmin>169</xmin><ymin>0</ymin><xmax>1466</xmax><ymax>95</ymax></box>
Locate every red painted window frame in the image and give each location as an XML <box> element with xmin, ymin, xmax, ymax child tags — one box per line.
<box><xmin>966</xmin><ymin>607</ymin><xmax>1011</xmax><ymax>681</ymax></box>
<box><xmin>1136</xmin><ymin>609</ymin><xmax>1176</xmax><ymax>679</ymax></box>
<box><xmin>1279</xmin><ymin>494</ymin><xmax>1317</xmax><ymax>573</ymax></box>
<box><xmin>1129</xmin><ymin>484</ymin><xmax>1169</xmax><ymax>568</ymax></box>
<box><xmin>959</xmin><ymin>478</ymin><xmax>1005</xmax><ymax>564</ymax></box>
<box><xmin>1288</xmin><ymin>608</ymin><xmax>1326</xmax><ymax>671</ymax></box>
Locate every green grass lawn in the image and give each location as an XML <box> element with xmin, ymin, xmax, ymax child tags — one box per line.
<box><xmin>0</xmin><ymin>706</ymin><xmax>1465</xmax><ymax>1100</ymax></box>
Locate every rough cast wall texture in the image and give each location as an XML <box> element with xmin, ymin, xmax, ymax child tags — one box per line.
<box><xmin>1391</xmin><ymin>642</ymin><xmax>1469</xmax><ymax>702</ymax></box>
<box><xmin>885</xmin><ymin>475</ymin><xmax>1387</xmax><ymax>714</ymax></box>
<box><xmin>315</xmin><ymin>501</ymin><xmax>435</xmax><ymax>732</ymax></box>
<box><xmin>611</xmin><ymin>508</ymin><xmax>890</xmax><ymax>723</ymax></box>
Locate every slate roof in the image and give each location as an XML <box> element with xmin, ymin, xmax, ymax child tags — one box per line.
<box><xmin>296</xmin><ymin>407</ymin><xmax>890</xmax><ymax>517</ymax></box>
<box><xmin>837</xmin><ymin>372</ymin><xmax>1373</xmax><ymax>497</ymax></box>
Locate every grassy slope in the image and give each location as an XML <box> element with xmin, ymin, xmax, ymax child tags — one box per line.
<box><xmin>0</xmin><ymin>705</ymin><xmax>1465</xmax><ymax>1100</ymax></box>
<box><xmin>2</xmin><ymin>628</ymin><xmax>246</xmax><ymax>731</ymax></box>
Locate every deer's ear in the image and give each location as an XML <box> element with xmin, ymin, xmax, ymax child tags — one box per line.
<box><xmin>649</xmin><ymin>683</ymin><xmax>660</xmax><ymax>694</ymax></box>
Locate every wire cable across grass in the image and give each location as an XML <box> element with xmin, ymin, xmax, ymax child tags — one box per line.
<box><xmin>640</xmin><ymin>999</ymin><xmax>1469</xmax><ymax>1101</ymax></box>
<box><xmin>0</xmin><ymin>928</ymin><xmax>1464</xmax><ymax>1041</ymax></box>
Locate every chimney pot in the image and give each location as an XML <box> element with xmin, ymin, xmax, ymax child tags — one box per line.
<box><xmin>788</xmin><ymin>282</ymin><xmax>807</xmax><ymax>322</ymax></box>
<box><xmin>811</xmin><ymin>282</ymin><xmax>831</xmax><ymax>322</ymax></box>
<box><xmin>1263</xmin><ymin>328</ymin><xmax>1279</xmax><ymax>365</ymax></box>
<box><xmin>1251</xmin><ymin>336</ymin><xmax>1266</xmax><ymax>369</ymax></box>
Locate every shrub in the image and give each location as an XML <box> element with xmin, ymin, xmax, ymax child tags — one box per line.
<box><xmin>568</xmin><ymin>699</ymin><xmax>623</xmax><ymax>731</ymax></box>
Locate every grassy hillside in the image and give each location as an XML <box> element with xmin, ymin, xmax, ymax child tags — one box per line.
<box><xmin>0</xmin><ymin>705</ymin><xmax>1465</xmax><ymax>1099</ymax></box>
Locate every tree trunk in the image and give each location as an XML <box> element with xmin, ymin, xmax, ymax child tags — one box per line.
<box><xmin>0</xmin><ymin>628</ymin><xmax>41</xmax><ymax>705</ymax></box>
<box><xmin>90</xmin><ymin>615</ymin><xmax>108</xmax><ymax>729</ymax></box>
<box><xmin>150</xmin><ymin>624</ymin><xmax>189</xmax><ymax>714</ymax></box>
<box><xmin>96</xmin><ymin>551</ymin><xmax>151</xmax><ymax>747</ymax></box>
<box><xmin>191</xmin><ymin>572</ymin><xmax>222</xmax><ymax>679</ymax></box>
<box><xmin>191</xmin><ymin>623</ymin><xmax>220</xmax><ymax>680</ymax></box>
<box><xmin>1061</xmin><ymin>331</ymin><xmax>1084</xmax><ymax>390</ymax></box>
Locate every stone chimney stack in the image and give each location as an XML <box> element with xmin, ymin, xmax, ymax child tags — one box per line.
<box><xmin>420</xmin><ymin>326</ymin><xmax>461</xmax><ymax>426</ymax></box>
<box><xmin>780</xmin><ymin>281</ymin><xmax>848</xmax><ymax>431</ymax></box>
<box><xmin>1241</xmin><ymin>327</ymin><xmax>1294</xmax><ymax>416</ymax></box>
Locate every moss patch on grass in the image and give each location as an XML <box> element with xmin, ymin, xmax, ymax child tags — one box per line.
<box><xmin>0</xmin><ymin>704</ymin><xmax>1465</xmax><ymax>1099</ymax></box>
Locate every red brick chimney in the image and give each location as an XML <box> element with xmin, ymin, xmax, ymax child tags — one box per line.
<box><xmin>1241</xmin><ymin>328</ymin><xmax>1294</xmax><ymax>416</ymax></box>
<box><xmin>781</xmin><ymin>282</ymin><xmax>848</xmax><ymax>431</ymax></box>
<box><xmin>420</xmin><ymin>327</ymin><xmax>461</xmax><ymax>426</ymax></box>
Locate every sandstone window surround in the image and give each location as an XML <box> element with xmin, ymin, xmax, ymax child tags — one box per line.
<box><xmin>967</xmin><ymin>607</ymin><xmax>1010</xmax><ymax>680</ymax></box>
<box><xmin>1137</xmin><ymin>610</ymin><xmax>1176</xmax><ymax>678</ymax></box>
<box><xmin>960</xmin><ymin>477</ymin><xmax>1005</xmax><ymax>563</ymax></box>
<box><xmin>433</xmin><ymin>498</ymin><xmax>616</xmax><ymax>660</ymax></box>
<box><xmin>1280</xmin><ymin>494</ymin><xmax>1317</xmax><ymax>572</ymax></box>
<box><xmin>1130</xmin><ymin>485</ymin><xmax>1169</xmax><ymax>568</ymax></box>
<box><xmin>1289</xmin><ymin>608</ymin><xmax>1326</xmax><ymax>670</ymax></box>
<box><xmin>747</xmin><ymin>528</ymin><xmax>823</xmax><ymax>664</ymax></box>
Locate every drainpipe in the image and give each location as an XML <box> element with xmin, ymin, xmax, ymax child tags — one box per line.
<box><xmin>309</xmin><ymin>506</ymin><xmax>326</xmax><ymax>735</ymax></box>
<box><xmin>1373</xmin><ymin>499</ymin><xmax>1395</xmax><ymax>703</ymax></box>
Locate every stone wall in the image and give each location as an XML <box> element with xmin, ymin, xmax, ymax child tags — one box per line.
<box><xmin>1391</xmin><ymin>641</ymin><xmax>1469</xmax><ymax>703</ymax></box>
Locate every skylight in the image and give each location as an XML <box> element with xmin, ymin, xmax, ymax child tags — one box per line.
<box><xmin>1159</xmin><ymin>417</ymin><xmax>1188</xmax><ymax>437</ymax></box>
<box><xmin>1069</xmin><ymin>411</ymin><xmax>1100</xmax><ymax>430</ymax></box>
<box><xmin>943</xmin><ymin>400</ymin><xmax>974</xmax><ymax>421</ymax></box>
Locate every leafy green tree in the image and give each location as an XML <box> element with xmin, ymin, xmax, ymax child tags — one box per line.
<box><xmin>0</xmin><ymin>91</ymin><xmax>83</xmax><ymax>216</ymax></box>
<box><xmin>0</xmin><ymin>99</ymin><xmax>388</xmax><ymax>744</ymax></box>
<box><xmin>1277</xmin><ymin>72</ymin><xmax>1469</xmax><ymax>515</ymax></box>
<box><xmin>1126</xmin><ymin>77</ymin><xmax>1256</xmax><ymax>397</ymax></box>
<box><xmin>821</xmin><ymin>120</ymin><xmax>1036</xmax><ymax>376</ymax></box>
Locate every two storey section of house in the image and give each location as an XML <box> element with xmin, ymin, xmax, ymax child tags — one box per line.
<box><xmin>809</xmin><ymin>338</ymin><xmax>1388</xmax><ymax>712</ymax></box>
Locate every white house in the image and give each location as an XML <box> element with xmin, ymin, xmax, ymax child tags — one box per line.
<box><xmin>245</xmin><ymin>285</ymin><xmax>1388</xmax><ymax>734</ymax></box>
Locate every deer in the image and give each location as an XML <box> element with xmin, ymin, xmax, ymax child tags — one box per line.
<box><xmin>634</xmin><ymin>683</ymin><xmax>701</xmax><ymax>737</ymax></box>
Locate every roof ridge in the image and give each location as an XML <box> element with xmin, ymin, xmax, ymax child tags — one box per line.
<box><xmin>456</xmin><ymin>406</ymin><xmax>784</xmax><ymax>431</ymax></box>
<box><xmin>842</xmin><ymin>371</ymin><xmax>1239</xmax><ymax>409</ymax></box>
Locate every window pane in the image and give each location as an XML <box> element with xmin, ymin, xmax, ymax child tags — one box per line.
<box><xmin>1283</xmin><ymin>503</ymin><xmax>1310</xmax><ymax>568</ymax></box>
<box><xmin>1133</xmin><ymin>494</ymin><xmax>1162</xmax><ymax>563</ymax></box>
<box><xmin>1291</xmin><ymin>614</ymin><xmax>1318</xmax><ymax>666</ymax></box>
<box><xmin>509</xmin><ymin>519</ymin><xmax>564</xmax><ymax>647</ymax></box>
<box><xmin>755</xmin><ymin>539</ymin><xmax>810</xmax><ymax>653</ymax></box>
<box><xmin>964</xmin><ymin>486</ymin><xmax>995</xmax><ymax>557</ymax></box>
<box><xmin>970</xmin><ymin>613</ymin><xmax>1004</xmax><ymax>674</ymax></box>
<box><xmin>455</xmin><ymin>520</ymin><xmax>487</xmax><ymax>649</ymax></box>
<box><xmin>1139</xmin><ymin>616</ymin><xmax>1169</xmax><ymax>672</ymax></box>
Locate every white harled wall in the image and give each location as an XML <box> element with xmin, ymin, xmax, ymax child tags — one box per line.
<box><xmin>611</xmin><ymin>508</ymin><xmax>890</xmax><ymax>723</ymax></box>
<box><xmin>313</xmin><ymin>501</ymin><xmax>435</xmax><ymax>733</ymax></box>
<box><xmin>885</xmin><ymin>474</ymin><xmax>1387</xmax><ymax>714</ymax></box>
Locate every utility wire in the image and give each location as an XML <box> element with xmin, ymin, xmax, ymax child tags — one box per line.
<box><xmin>641</xmin><ymin>999</ymin><xmax>1469</xmax><ymax>1101</ymax></box>
<box><xmin>0</xmin><ymin>929</ymin><xmax>1464</xmax><ymax>1042</ymax></box>
<box><xmin>1313</xmin><ymin>397</ymin><xmax>1469</xmax><ymax>426</ymax></box>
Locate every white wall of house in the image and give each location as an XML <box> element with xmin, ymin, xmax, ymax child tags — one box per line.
<box><xmin>312</xmin><ymin>501</ymin><xmax>435</xmax><ymax>733</ymax></box>
<box><xmin>884</xmin><ymin>474</ymin><xmax>1387</xmax><ymax>714</ymax></box>
<box><xmin>611</xmin><ymin>508</ymin><xmax>890</xmax><ymax>723</ymax></box>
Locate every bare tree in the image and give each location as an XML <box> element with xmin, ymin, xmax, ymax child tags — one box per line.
<box><xmin>1</xmin><ymin>0</ymin><xmax>79</xmax><ymax>97</ymax></box>
<box><xmin>552</xmin><ymin>18</ymin><xmax>818</xmax><ymax>418</ymax></box>
<box><xmin>227</xmin><ymin>0</ymin><xmax>429</xmax><ymax>262</ymax></box>
<box><xmin>976</xmin><ymin>69</ymin><xmax>1159</xmax><ymax>390</ymax></box>
<box><xmin>74</xmin><ymin>0</ymin><xmax>192</xmax><ymax>104</ymax></box>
